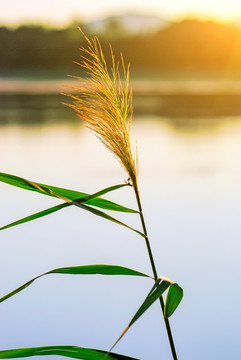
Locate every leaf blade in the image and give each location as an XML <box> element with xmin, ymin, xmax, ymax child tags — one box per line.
<box><xmin>75</xmin><ymin>203</ymin><xmax>144</xmax><ymax>237</ymax></box>
<box><xmin>0</xmin><ymin>265</ymin><xmax>151</xmax><ymax>304</ymax></box>
<box><xmin>0</xmin><ymin>174</ymin><xmax>141</xmax><ymax>232</ymax></box>
<box><xmin>0</xmin><ymin>346</ymin><xmax>140</xmax><ymax>360</ymax></box>
<box><xmin>48</xmin><ymin>265</ymin><xmax>151</xmax><ymax>277</ymax></box>
<box><xmin>0</xmin><ymin>203</ymin><xmax>69</xmax><ymax>231</ymax></box>
<box><xmin>164</xmin><ymin>283</ymin><xmax>183</xmax><ymax>318</ymax></box>
<box><xmin>110</xmin><ymin>278</ymin><xmax>172</xmax><ymax>351</ymax></box>
<box><xmin>0</xmin><ymin>201</ymin><xmax>142</xmax><ymax>236</ymax></box>
<box><xmin>0</xmin><ymin>172</ymin><xmax>137</xmax><ymax>213</ymax></box>
<box><xmin>0</xmin><ymin>186</ymin><xmax>142</xmax><ymax>235</ymax></box>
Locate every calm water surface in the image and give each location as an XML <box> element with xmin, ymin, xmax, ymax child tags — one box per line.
<box><xmin>0</xmin><ymin>99</ymin><xmax>241</xmax><ymax>360</ymax></box>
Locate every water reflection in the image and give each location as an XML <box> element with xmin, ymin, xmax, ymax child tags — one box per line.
<box><xmin>0</xmin><ymin>95</ymin><xmax>241</xmax><ymax>360</ymax></box>
<box><xmin>2</xmin><ymin>93</ymin><xmax>241</xmax><ymax>134</ymax></box>
<box><xmin>0</xmin><ymin>94</ymin><xmax>74</xmax><ymax>125</ymax></box>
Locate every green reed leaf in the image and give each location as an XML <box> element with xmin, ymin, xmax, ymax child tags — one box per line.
<box><xmin>110</xmin><ymin>278</ymin><xmax>171</xmax><ymax>351</ymax></box>
<box><xmin>0</xmin><ymin>179</ymin><xmax>143</xmax><ymax>235</ymax></box>
<box><xmin>0</xmin><ymin>172</ymin><xmax>137</xmax><ymax>213</ymax></box>
<box><xmin>76</xmin><ymin>202</ymin><xmax>144</xmax><ymax>237</ymax></box>
<box><xmin>0</xmin><ymin>202</ymin><xmax>143</xmax><ymax>236</ymax></box>
<box><xmin>0</xmin><ymin>346</ymin><xmax>140</xmax><ymax>360</ymax></box>
<box><xmin>0</xmin><ymin>203</ymin><xmax>69</xmax><ymax>231</ymax></box>
<box><xmin>0</xmin><ymin>264</ymin><xmax>151</xmax><ymax>304</ymax></box>
<box><xmin>164</xmin><ymin>283</ymin><xmax>183</xmax><ymax>318</ymax></box>
<box><xmin>0</xmin><ymin>173</ymin><xmax>141</xmax><ymax>232</ymax></box>
<box><xmin>48</xmin><ymin>265</ymin><xmax>150</xmax><ymax>277</ymax></box>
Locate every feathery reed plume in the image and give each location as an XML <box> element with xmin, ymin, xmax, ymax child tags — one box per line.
<box><xmin>65</xmin><ymin>30</ymin><xmax>178</xmax><ymax>359</ymax></box>
<box><xmin>65</xmin><ymin>30</ymin><xmax>138</xmax><ymax>186</ymax></box>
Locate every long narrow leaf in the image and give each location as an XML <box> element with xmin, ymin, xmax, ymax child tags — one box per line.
<box><xmin>164</xmin><ymin>283</ymin><xmax>183</xmax><ymax>318</ymax></box>
<box><xmin>0</xmin><ymin>346</ymin><xmax>141</xmax><ymax>360</ymax></box>
<box><xmin>0</xmin><ymin>265</ymin><xmax>151</xmax><ymax>304</ymax></box>
<box><xmin>110</xmin><ymin>277</ymin><xmax>173</xmax><ymax>351</ymax></box>
<box><xmin>75</xmin><ymin>202</ymin><xmax>144</xmax><ymax>237</ymax></box>
<box><xmin>0</xmin><ymin>200</ymin><xmax>143</xmax><ymax>236</ymax></box>
<box><xmin>0</xmin><ymin>203</ymin><xmax>69</xmax><ymax>231</ymax></box>
<box><xmin>0</xmin><ymin>174</ymin><xmax>142</xmax><ymax>233</ymax></box>
<box><xmin>0</xmin><ymin>172</ymin><xmax>137</xmax><ymax>212</ymax></box>
<box><xmin>48</xmin><ymin>265</ymin><xmax>150</xmax><ymax>277</ymax></box>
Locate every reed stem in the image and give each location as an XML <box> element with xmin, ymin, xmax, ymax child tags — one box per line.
<box><xmin>133</xmin><ymin>183</ymin><xmax>178</xmax><ymax>360</ymax></box>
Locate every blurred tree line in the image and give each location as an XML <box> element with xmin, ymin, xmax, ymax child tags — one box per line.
<box><xmin>1</xmin><ymin>19</ymin><xmax>241</xmax><ymax>74</ymax></box>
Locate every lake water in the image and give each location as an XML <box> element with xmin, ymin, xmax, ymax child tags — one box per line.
<box><xmin>0</xmin><ymin>91</ymin><xmax>241</xmax><ymax>360</ymax></box>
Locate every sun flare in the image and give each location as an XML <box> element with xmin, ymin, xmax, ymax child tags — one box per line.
<box><xmin>172</xmin><ymin>0</ymin><xmax>241</xmax><ymax>22</ymax></box>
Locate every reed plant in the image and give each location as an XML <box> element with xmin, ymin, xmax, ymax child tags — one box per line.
<box><xmin>0</xmin><ymin>31</ymin><xmax>183</xmax><ymax>360</ymax></box>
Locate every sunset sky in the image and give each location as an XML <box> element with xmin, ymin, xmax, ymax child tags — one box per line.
<box><xmin>2</xmin><ymin>0</ymin><xmax>241</xmax><ymax>27</ymax></box>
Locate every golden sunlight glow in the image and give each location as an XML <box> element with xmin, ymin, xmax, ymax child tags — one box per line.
<box><xmin>2</xmin><ymin>0</ymin><xmax>241</xmax><ymax>27</ymax></box>
<box><xmin>177</xmin><ymin>0</ymin><xmax>241</xmax><ymax>22</ymax></box>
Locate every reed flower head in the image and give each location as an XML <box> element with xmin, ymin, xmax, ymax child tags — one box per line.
<box><xmin>65</xmin><ymin>30</ymin><xmax>138</xmax><ymax>186</ymax></box>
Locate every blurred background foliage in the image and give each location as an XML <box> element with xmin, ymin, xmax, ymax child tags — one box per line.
<box><xmin>2</xmin><ymin>16</ymin><xmax>241</xmax><ymax>77</ymax></box>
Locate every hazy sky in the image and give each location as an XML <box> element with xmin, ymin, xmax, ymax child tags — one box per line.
<box><xmin>1</xmin><ymin>0</ymin><xmax>241</xmax><ymax>26</ymax></box>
